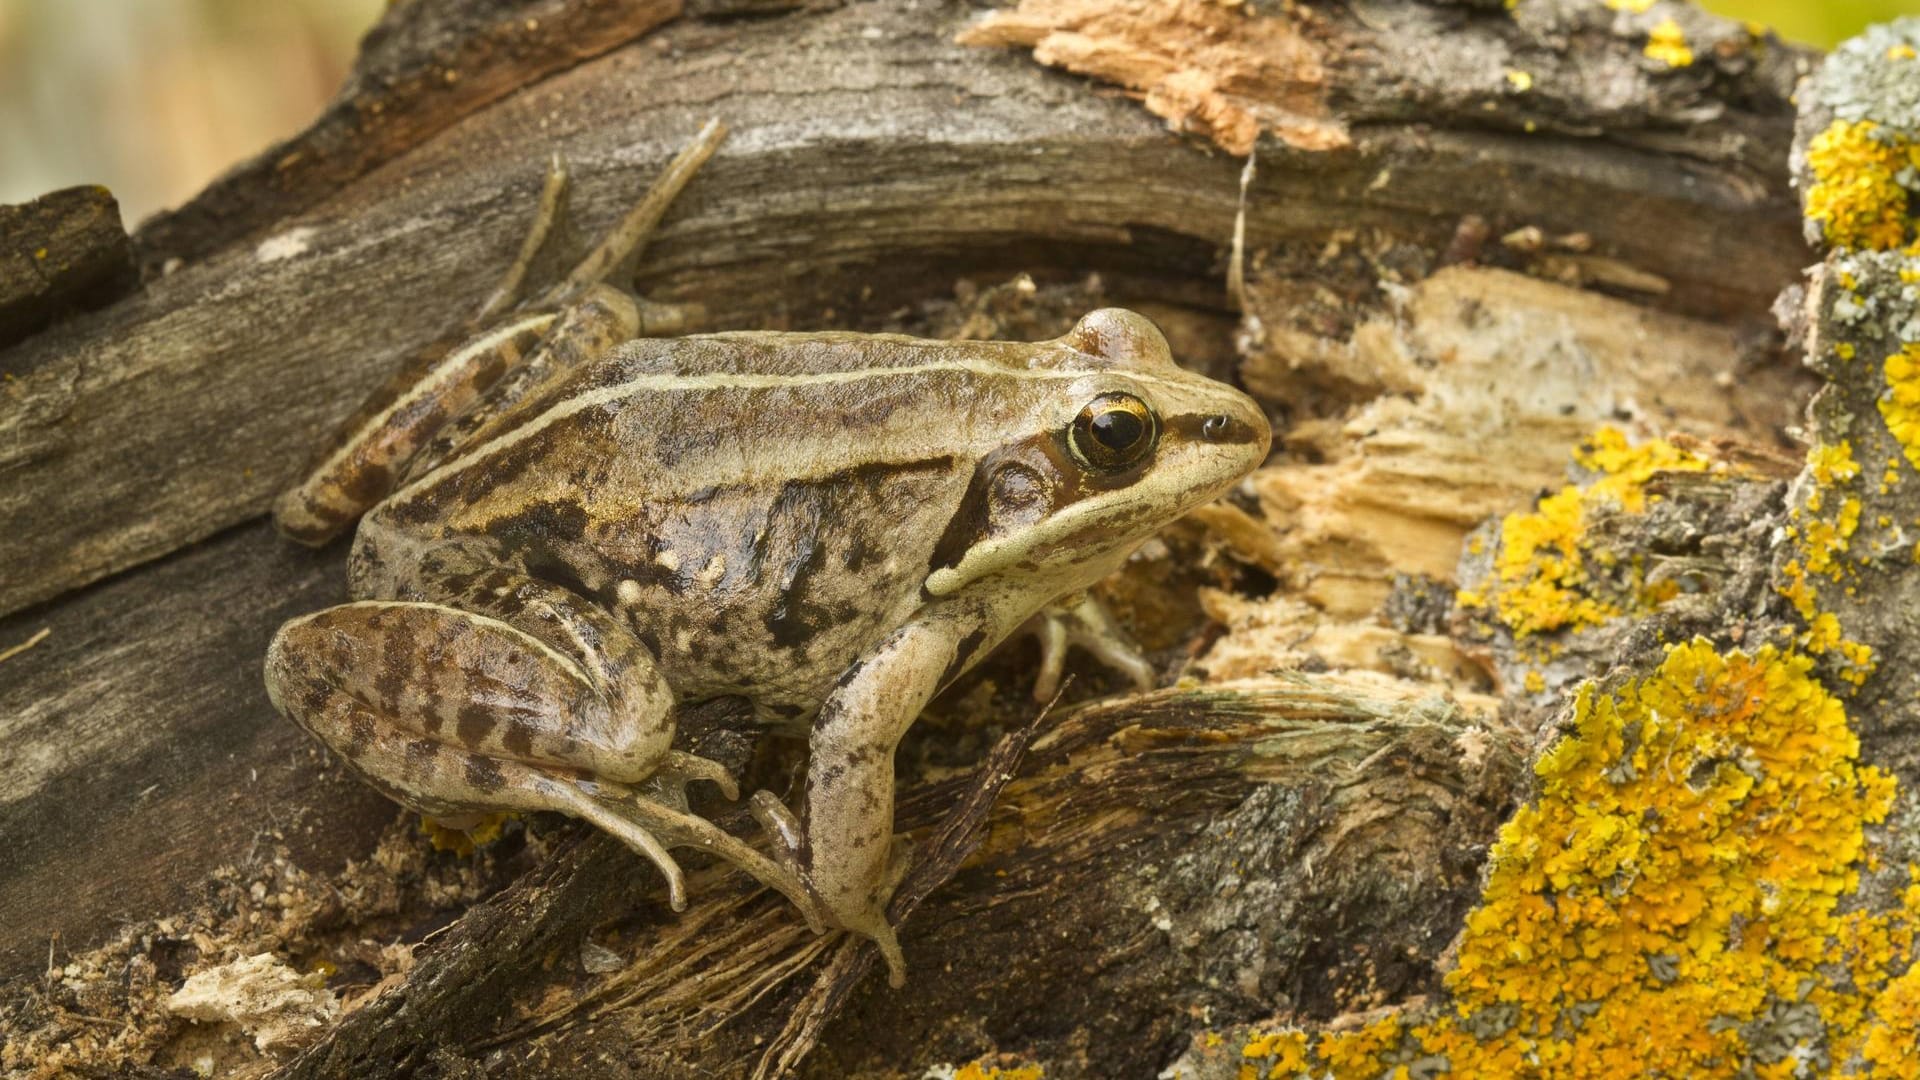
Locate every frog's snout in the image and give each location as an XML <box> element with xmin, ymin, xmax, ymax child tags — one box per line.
<box><xmin>1191</xmin><ymin>385</ymin><xmax>1273</xmax><ymax>474</ymax></box>
<box><xmin>1199</xmin><ymin>409</ymin><xmax>1266</xmax><ymax>449</ymax></box>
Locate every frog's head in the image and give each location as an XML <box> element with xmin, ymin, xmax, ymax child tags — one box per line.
<box><xmin>925</xmin><ymin>308</ymin><xmax>1271</xmax><ymax>601</ymax></box>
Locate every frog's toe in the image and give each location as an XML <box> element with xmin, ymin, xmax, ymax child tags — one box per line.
<box><xmin>857</xmin><ymin>916</ymin><xmax>908</xmax><ymax>988</ymax></box>
<box><xmin>1023</xmin><ymin>592</ymin><xmax>1156</xmax><ymax>701</ymax></box>
<box><xmin>661</xmin><ymin>750</ymin><xmax>740</xmax><ymax>801</ymax></box>
<box><xmin>544</xmin><ymin>780</ymin><xmax>691</xmax><ymax>909</ymax></box>
<box><xmin>748</xmin><ymin>792</ymin><xmax>828</xmax><ymax>935</ymax></box>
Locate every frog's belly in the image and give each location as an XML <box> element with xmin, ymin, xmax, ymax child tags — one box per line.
<box><xmin>590</xmin><ymin>469</ymin><xmax>954</xmax><ymax>714</ymax></box>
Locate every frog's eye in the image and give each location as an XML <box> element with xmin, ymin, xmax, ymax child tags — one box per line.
<box><xmin>1067</xmin><ymin>392</ymin><xmax>1158</xmax><ymax>473</ymax></box>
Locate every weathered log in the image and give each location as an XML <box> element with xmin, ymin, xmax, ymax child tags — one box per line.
<box><xmin>0</xmin><ymin>0</ymin><xmax>1809</xmax><ymax>618</ymax></box>
<box><xmin>0</xmin><ymin>0</ymin><xmax>1842</xmax><ymax>1076</ymax></box>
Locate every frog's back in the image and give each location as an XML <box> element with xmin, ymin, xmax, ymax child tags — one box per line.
<box><xmin>356</xmin><ymin>332</ymin><xmax>1044</xmax><ymax>710</ymax></box>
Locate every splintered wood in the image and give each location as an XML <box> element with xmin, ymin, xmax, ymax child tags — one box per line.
<box><xmin>1185</xmin><ymin>264</ymin><xmax>1805</xmax><ymax>695</ymax></box>
<box><xmin>957</xmin><ymin>0</ymin><xmax>1348</xmax><ymax>155</ymax></box>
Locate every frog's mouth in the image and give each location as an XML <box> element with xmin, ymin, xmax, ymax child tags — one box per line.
<box><xmin>923</xmin><ymin>401</ymin><xmax>1270</xmax><ymax>598</ymax></box>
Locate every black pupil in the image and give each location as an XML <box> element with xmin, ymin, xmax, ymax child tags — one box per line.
<box><xmin>1090</xmin><ymin>408</ymin><xmax>1144</xmax><ymax>450</ymax></box>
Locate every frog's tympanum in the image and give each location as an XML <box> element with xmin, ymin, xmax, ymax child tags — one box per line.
<box><xmin>264</xmin><ymin>121</ymin><xmax>1271</xmax><ymax>985</ymax></box>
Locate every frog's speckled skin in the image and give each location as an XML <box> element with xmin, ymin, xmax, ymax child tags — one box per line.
<box><xmin>263</xmin><ymin>122</ymin><xmax>1270</xmax><ymax>984</ymax></box>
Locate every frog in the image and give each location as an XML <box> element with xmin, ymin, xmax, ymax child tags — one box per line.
<box><xmin>262</xmin><ymin>120</ymin><xmax>1272</xmax><ymax>986</ymax></box>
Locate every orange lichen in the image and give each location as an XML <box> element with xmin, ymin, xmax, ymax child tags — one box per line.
<box><xmin>1803</xmin><ymin>120</ymin><xmax>1919</xmax><ymax>251</ymax></box>
<box><xmin>418</xmin><ymin>813</ymin><xmax>509</xmax><ymax>855</ymax></box>
<box><xmin>1221</xmin><ymin>642</ymin><xmax>1917</xmax><ymax>1077</ymax></box>
<box><xmin>1779</xmin><ymin>441</ymin><xmax>1877</xmax><ymax>685</ymax></box>
<box><xmin>1482</xmin><ymin>429</ymin><xmax>1709</xmax><ymax>638</ymax></box>
<box><xmin>1239</xmin><ymin>1029</ymin><xmax>1311</xmax><ymax>1079</ymax></box>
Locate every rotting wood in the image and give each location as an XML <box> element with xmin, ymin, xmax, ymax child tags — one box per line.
<box><xmin>0</xmin><ymin>185</ymin><xmax>134</xmax><ymax>349</ymax></box>
<box><xmin>265</xmin><ymin>678</ymin><xmax>1522</xmax><ymax>1079</ymax></box>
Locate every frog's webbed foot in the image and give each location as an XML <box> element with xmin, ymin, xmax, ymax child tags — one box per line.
<box><xmin>1022</xmin><ymin>591</ymin><xmax>1156</xmax><ymax>702</ymax></box>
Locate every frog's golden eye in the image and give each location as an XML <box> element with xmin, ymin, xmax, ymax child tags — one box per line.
<box><xmin>1067</xmin><ymin>392</ymin><xmax>1158</xmax><ymax>473</ymax></box>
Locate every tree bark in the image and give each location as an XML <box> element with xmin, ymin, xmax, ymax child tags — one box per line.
<box><xmin>0</xmin><ymin>1</ymin><xmax>1835</xmax><ymax>1077</ymax></box>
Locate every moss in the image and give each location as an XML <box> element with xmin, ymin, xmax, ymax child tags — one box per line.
<box><xmin>1219</xmin><ymin>642</ymin><xmax>1917</xmax><ymax>1077</ymax></box>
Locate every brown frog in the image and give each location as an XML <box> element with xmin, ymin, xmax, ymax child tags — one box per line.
<box><xmin>264</xmin><ymin>121</ymin><xmax>1271</xmax><ymax>984</ymax></box>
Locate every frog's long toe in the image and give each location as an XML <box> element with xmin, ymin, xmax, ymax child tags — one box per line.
<box><xmin>658</xmin><ymin>750</ymin><xmax>740</xmax><ymax>801</ymax></box>
<box><xmin>598</xmin><ymin>786</ymin><xmax>827</xmax><ymax>933</ymax></box>
<box><xmin>544</xmin><ymin>779</ymin><xmax>691</xmax><ymax>910</ymax></box>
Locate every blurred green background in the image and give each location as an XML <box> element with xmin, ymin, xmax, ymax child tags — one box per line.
<box><xmin>1700</xmin><ymin>0</ymin><xmax>1919</xmax><ymax>43</ymax></box>
<box><xmin>0</xmin><ymin>0</ymin><xmax>1916</xmax><ymax>224</ymax></box>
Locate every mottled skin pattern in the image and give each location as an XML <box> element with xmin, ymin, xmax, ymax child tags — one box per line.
<box><xmin>263</xmin><ymin>123</ymin><xmax>1272</xmax><ymax>984</ymax></box>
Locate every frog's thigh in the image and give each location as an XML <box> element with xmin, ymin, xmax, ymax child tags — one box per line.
<box><xmin>264</xmin><ymin>598</ymin><xmax>674</xmax><ymax>790</ymax></box>
<box><xmin>274</xmin><ymin>313</ymin><xmax>558</xmax><ymax>546</ymax></box>
<box><xmin>404</xmin><ymin>285</ymin><xmax>641</xmax><ymax>480</ymax></box>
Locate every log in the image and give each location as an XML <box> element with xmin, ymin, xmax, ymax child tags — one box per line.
<box><xmin>2</xmin><ymin>0</ymin><xmax>1864</xmax><ymax>1076</ymax></box>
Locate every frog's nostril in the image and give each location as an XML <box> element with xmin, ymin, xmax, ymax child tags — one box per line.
<box><xmin>1202</xmin><ymin>414</ymin><xmax>1230</xmax><ymax>442</ymax></box>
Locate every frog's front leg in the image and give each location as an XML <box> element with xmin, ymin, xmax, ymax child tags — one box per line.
<box><xmin>263</xmin><ymin>562</ymin><xmax>820</xmax><ymax>927</ymax></box>
<box><xmin>1023</xmin><ymin>590</ymin><xmax>1155</xmax><ymax>701</ymax></box>
<box><xmin>756</xmin><ymin>619</ymin><xmax>974</xmax><ymax>986</ymax></box>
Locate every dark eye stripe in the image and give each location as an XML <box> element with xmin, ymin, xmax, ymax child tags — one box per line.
<box><xmin>1164</xmin><ymin>412</ymin><xmax>1265</xmax><ymax>447</ymax></box>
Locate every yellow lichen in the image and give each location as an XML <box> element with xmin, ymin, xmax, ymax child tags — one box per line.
<box><xmin>1603</xmin><ymin>0</ymin><xmax>1654</xmax><ymax>11</ymax></box>
<box><xmin>1880</xmin><ymin>344</ymin><xmax>1920</xmax><ymax>471</ymax></box>
<box><xmin>1484</xmin><ymin>429</ymin><xmax>1708</xmax><ymax>638</ymax></box>
<box><xmin>1505</xmin><ymin>69</ymin><xmax>1533</xmax><ymax>92</ymax></box>
<box><xmin>954</xmin><ymin>1063</ymin><xmax>1044</xmax><ymax>1080</ymax></box>
<box><xmin>1239</xmin><ymin>1029</ymin><xmax>1312</xmax><ymax>1079</ymax></box>
<box><xmin>1244</xmin><ymin>642</ymin><xmax>1916</xmax><ymax>1077</ymax></box>
<box><xmin>419</xmin><ymin>812</ymin><xmax>509</xmax><ymax>855</ymax></box>
<box><xmin>1643</xmin><ymin>17</ymin><xmax>1693</xmax><ymax>68</ymax></box>
<box><xmin>1804</xmin><ymin>120</ymin><xmax>1919</xmax><ymax>251</ymax></box>
<box><xmin>1777</xmin><ymin>440</ymin><xmax>1878</xmax><ymax>684</ymax></box>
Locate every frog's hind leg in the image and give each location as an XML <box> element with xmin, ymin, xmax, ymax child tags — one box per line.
<box><xmin>265</xmin><ymin>566</ymin><xmax>820</xmax><ymax>925</ymax></box>
<box><xmin>272</xmin><ymin>157</ymin><xmax>575</xmax><ymax>547</ymax></box>
<box><xmin>542</xmin><ymin>118</ymin><xmax>727</xmax><ymax>306</ymax></box>
<box><xmin>271</xmin><ymin>308</ymin><xmax>559</xmax><ymax>546</ymax></box>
